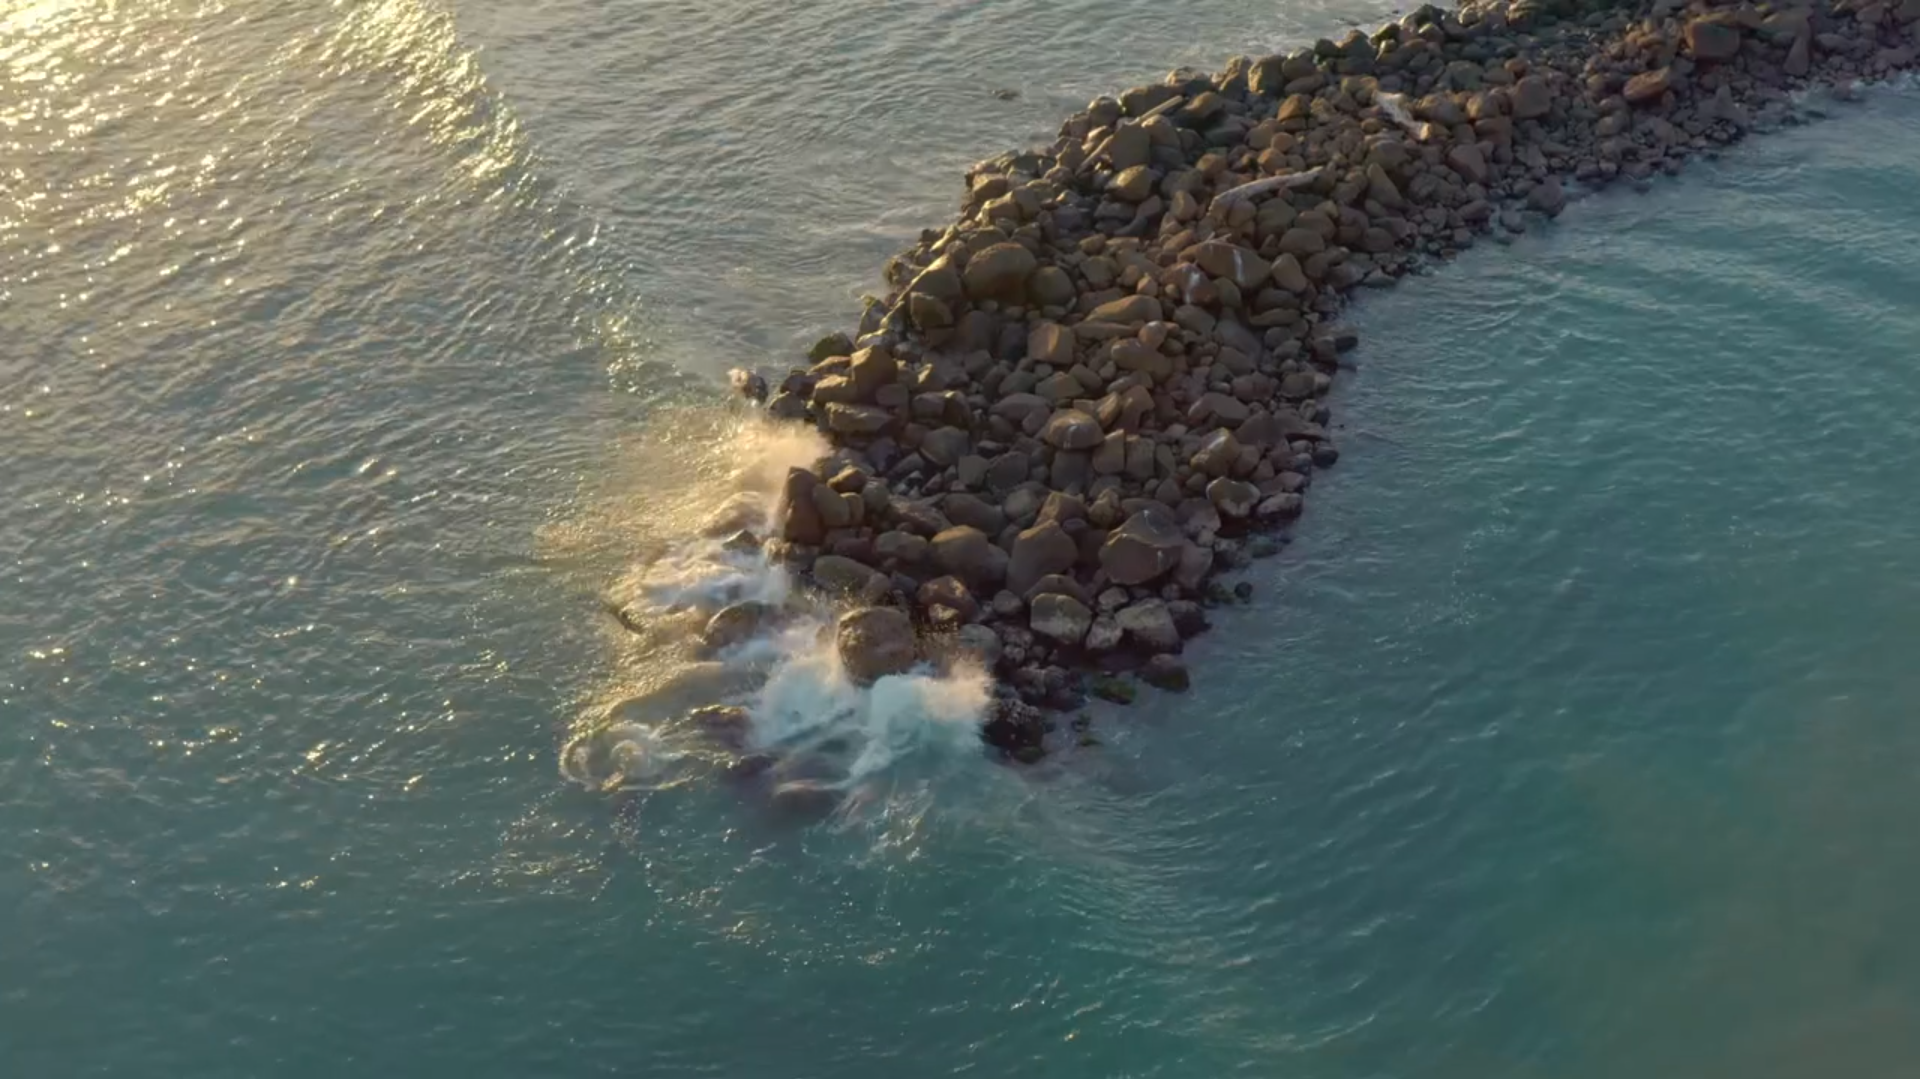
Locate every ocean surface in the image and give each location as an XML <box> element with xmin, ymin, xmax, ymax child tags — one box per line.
<box><xmin>6</xmin><ymin>2</ymin><xmax>1920</xmax><ymax>1077</ymax></box>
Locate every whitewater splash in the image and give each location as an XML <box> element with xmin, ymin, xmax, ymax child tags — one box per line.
<box><xmin>559</xmin><ymin>406</ymin><xmax>996</xmax><ymax>821</ymax></box>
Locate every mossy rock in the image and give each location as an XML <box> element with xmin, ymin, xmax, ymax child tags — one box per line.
<box><xmin>1090</xmin><ymin>675</ymin><xmax>1137</xmax><ymax>705</ymax></box>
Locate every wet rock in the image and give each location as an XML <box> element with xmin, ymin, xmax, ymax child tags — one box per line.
<box><xmin>813</xmin><ymin>555</ymin><xmax>886</xmax><ymax>598</ymax></box>
<box><xmin>916</xmin><ymin>575</ymin><xmax>979</xmax><ymax>621</ymax></box>
<box><xmin>1140</xmin><ymin>653</ymin><xmax>1191</xmax><ymax>692</ymax></box>
<box><xmin>825</xmin><ymin>403</ymin><xmax>893</xmax><ymax>436</ymax></box>
<box><xmin>778</xmin><ymin>468</ymin><xmax>826</xmax><ymax>545</ymax></box>
<box><xmin>702</xmin><ymin>601</ymin><xmax>779</xmax><ymax>653</ymax></box>
<box><xmin>769</xmin><ymin>780</ymin><xmax>840</xmax><ymax>821</ymax></box>
<box><xmin>1089</xmin><ymin>673</ymin><xmax>1137</xmax><ymax>704</ymax></box>
<box><xmin>836</xmin><ymin>607</ymin><xmax>917</xmax><ymax>685</ymax></box>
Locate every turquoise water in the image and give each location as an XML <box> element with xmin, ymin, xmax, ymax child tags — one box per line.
<box><xmin>7</xmin><ymin>2</ymin><xmax>1920</xmax><ymax>1076</ymax></box>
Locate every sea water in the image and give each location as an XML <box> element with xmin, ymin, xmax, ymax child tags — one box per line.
<box><xmin>6</xmin><ymin>2</ymin><xmax>1920</xmax><ymax>1076</ymax></box>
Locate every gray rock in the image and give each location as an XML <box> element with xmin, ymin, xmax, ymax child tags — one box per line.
<box><xmin>1141</xmin><ymin>653</ymin><xmax>1191</xmax><ymax>692</ymax></box>
<box><xmin>813</xmin><ymin>554</ymin><xmax>885</xmax><ymax>597</ymax></box>
<box><xmin>1030</xmin><ymin>593</ymin><xmax>1093</xmax><ymax>647</ymax></box>
<box><xmin>825</xmin><ymin>403</ymin><xmax>893</xmax><ymax>435</ymax></box>
<box><xmin>703</xmin><ymin>601</ymin><xmax>779</xmax><ymax>652</ymax></box>
<box><xmin>836</xmin><ymin>607</ymin><xmax>917</xmax><ymax>685</ymax></box>
<box><xmin>1006</xmin><ymin>521</ymin><xmax>1080</xmax><ymax>596</ymax></box>
<box><xmin>779</xmin><ymin>468</ymin><xmax>826</xmax><ymax>545</ymax></box>
<box><xmin>920</xmin><ymin>426</ymin><xmax>971</xmax><ymax>467</ymax></box>
<box><xmin>1099</xmin><ymin>507</ymin><xmax>1185</xmax><ymax>586</ymax></box>
<box><xmin>1207</xmin><ymin>477</ymin><xmax>1260</xmax><ymax>519</ymax></box>
<box><xmin>1042</xmin><ymin>409</ymin><xmax>1104</xmax><ymax>451</ymax></box>
<box><xmin>930</xmin><ymin>526</ymin><xmax>1008</xmax><ymax>589</ymax></box>
<box><xmin>1116</xmin><ymin>599</ymin><xmax>1181</xmax><ymax>653</ymax></box>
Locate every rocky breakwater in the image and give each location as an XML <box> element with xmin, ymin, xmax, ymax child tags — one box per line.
<box><xmin>744</xmin><ymin>0</ymin><xmax>1920</xmax><ymax>759</ymax></box>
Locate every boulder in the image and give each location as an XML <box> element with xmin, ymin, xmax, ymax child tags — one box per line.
<box><xmin>1191</xmin><ymin>429</ymin><xmax>1242</xmax><ymax>478</ymax></box>
<box><xmin>1207</xmin><ymin>477</ymin><xmax>1260</xmax><ymax>519</ymax></box>
<box><xmin>702</xmin><ymin>601</ymin><xmax>779</xmax><ymax>652</ymax></box>
<box><xmin>1684</xmin><ymin>19</ymin><xmax>1742</xmax><ymax>62</ymax></box>
<box><xmin>1029</xmin><ymin>322</ymin><xmax>1074</xmax><ymax>366</ymax></box>
<box><xmin>1041</xmin><ymin>409</ymin><xmax>1104</xmax><ymax>451</ymax></box>
<box><xmin>916</xmin><ymin>575</ymin><xmax>978</xmax><ymax>620</ymax></box>
<box><xmin>1111</xmin><ymin>339</ymin><xmax>1172</xmax><ymax>380</ymax></box>
<box><xmin>836</xmin><ymin>607</ymin><xmax>917</xmax><ymax>685</ymax></box>
<box><xmin>1141</xmin><ymin>653</ymin><xmax>1191</xmax><ymax>692</ymax></box>
<box><xmin>825</xmin><ymin>403</ymin><xmax>893</xmax><ymax>435</ymax></box>
<box><xmin>1006</xmin><ymin>521</ymin><xmax>1080</xmax><ymax>596</ymax></box>
<box><xmin>1623</xmin><ymin>68</ymin><xmax>1675</xmax><ymax>106</ymax></box>
<box><xmin>1028</xmin><ymin>265</ymin><xmax>1077</xmax><ymax>308</ymax></box>
<box><xmin>779</xmin><ymin>468</ymin><xmax>826</xmax><ymax>545</ymax></box>
<box><xmin>1088</xmin><ymin>295</ymin><xmax>1163</xmax><ymax>325</ymax></box>
<box><xmin>1116</xmin><ymin>599</ymin><xmax>1181</xmax><ymax>653</ymax></box>
<box><xmin>920</xmin><ymin>426</ymin><xmax>971</xmax><ymax>467</ymax></box>
<box><xmin>1099</xmin><ymin>507</ymin><xmax>1185</xmax><ymax>586</ymax></box>
<box><xmin>812</xmin><ymin>555</ymin><xmax>885</xmax><ymax>597</ymax></box>
<box><xmin>962</xmin><ymin>242</ymin><xmax>1038</xmax><ymax>302</ymax></box>
<box><xmin>1194</xmin><ymin>241</ymin><xmax>1271</xmax><ymax>291</ymax></box>
<box><xmin>1030</xmin><ymin>593</ymin><xmax>1093</xmax><ymax>647</ymax></box>
<box><xmin>930</xmin><ymin>526</ymin><xmax>1008</xmax><ymax>589</ymax></box>
<box><xmin>1509</xmin><ymin>75</ymin><xmax>1552</xmax><ymax>120</ymax></box>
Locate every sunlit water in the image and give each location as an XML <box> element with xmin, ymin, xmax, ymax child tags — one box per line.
<box><xmin>6</xmin><ymin>2</ymin><xmax>1920</xmax><ymax>1076</ymax></box>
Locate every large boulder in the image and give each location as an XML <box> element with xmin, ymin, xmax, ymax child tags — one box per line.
<box><xmin>703</xmin><ymin>601</ymin><xmax>779</xmax><ymax>652</ymax></box>
<box><xmin>1193</xmin><ymin>241</ymin><xmax>1271</xmax><ymax>292</ymax></box>
<box><xmin>930</xmin><ymin>526</ymin><xmax>1008</xmax><ymax>590</ymax></box>
<box><xmin>1509</xmin><ymin>75</ymin><xmax>1552</xmax><ymax>120</ymax></box>
<box><xmin>1624</xmin><ymin>67</ymin><xmax>1675</xmax><ymax>106</ymax></box>
<box><xmin>1116</xmin><ymin>599</ymin><xmax>1181</xmax><ymax>653</ymax></box>
<box><xmin>812</xmin><ymin>555</ymin><xmax>885</xmax><ymax>597</ymax></box>
<box><xmin>1041</xmin><ymin>409</ymin><xmax>1104</xmax><ymax>451</ymax></box>
<box><xmin>1684</xmin><ymin>19</ymin><xmax>1742</xmax><ymax>62</ymax></box>
<box><xmin>778</xmin><ymin>468</ymin><xmax>826</xmax><ymax>545</ymax></box>
<box><xmin>1099</xmin><ymin>507</ymin><xmax>1185</xmax><ymax>585</ymax></box>
<box><xmin>962</xmin><ymin>243</ymin><xmax>1038</xmax><ymax>302</ymax></box>
<box><xmin>1006</xmin><ymin>521</ymin><xmax>1080</xmax><ymax>596</ymax></box>
<box><xmin>836</xmin><ymin>607</ymin><xmax>917</xmax><ymax>685</ymax></box>
<box><xmin>1030</xmin><ymin>593</ymin><xmax>1093</xmax><ymax>647</ymax></box>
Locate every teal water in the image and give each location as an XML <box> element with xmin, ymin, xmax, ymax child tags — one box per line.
<box><xmin>7</xmin><ymin>3</ymin><xmax>1920</xmax><ymax>1077</ymax></box>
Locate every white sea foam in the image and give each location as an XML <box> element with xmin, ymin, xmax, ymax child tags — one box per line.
<box><xmin>565</xmin><ymin>408</ymin><xmax>994</xmax><ymax>803</ymax></box>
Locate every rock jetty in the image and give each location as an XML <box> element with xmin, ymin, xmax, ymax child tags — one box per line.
<box><xmin>745</xmin><ymin>0</ymin><xmax>1920</xmax><ymax>760</ymax></box>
